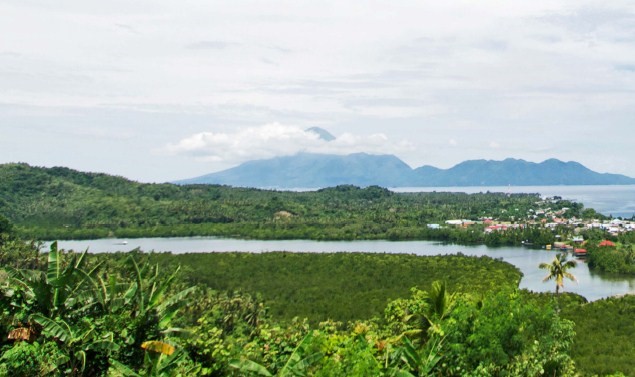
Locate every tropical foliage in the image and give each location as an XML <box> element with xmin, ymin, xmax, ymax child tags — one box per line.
<box><xmin>130</xmin><ymin>251</ymin><xmax>522</xmax><ymax>323</ymax></box>
<box><xmin>539</xmin><ymin>253</ymin><xmax>577</xmax><ymax>294</ymax></box>
<box><xmin>0</xmin><ymin>166</ymin><xmax>632</xmax><ymax>375</ymax></box>
<box><xmin>561</xmin><ymin>295</ymin><xmax>635</xmax><ymax>376</ymax></box>
<box><xmin>0</xmin><ymin>163</ymin><xmax>593</xmax><ymax>245</ymax></box>
<box><xmin>0</xmin><ymin>232</ymin><xmax>631</xmax><ymax>376</ymax></box>
<box><xmin>0</xmin><ymin>240</ymin><xmax>194</xmax><ymax>376</ymax></box>
<box><xmin>587</xmin><ymin>242</ymin><xmax>635</xmax><ymax>274</ymax></box>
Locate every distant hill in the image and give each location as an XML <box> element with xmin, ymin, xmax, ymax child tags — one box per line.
<box><xmin>177</xmin><ymin>153</ymin><xmax>417</xmax><ymax>188</ymax></box>
<box><xmin>1</xmin><ymin>162</ymin><xmax>572</xmax><ymax>241</ymax></box>
<box><xmin>413</xmin><ymin>158</ymin><xmax>635</xmax><ymax>186</ymax></box>
<box><xmin>178</xmin><ymin>154</ymin><xmax>635</xmax><ymax>188</ymax></box>
<box><xmin>306</xmin><ymin>127</ymin><xmax>336</xmax><ymax>141</ymax></box>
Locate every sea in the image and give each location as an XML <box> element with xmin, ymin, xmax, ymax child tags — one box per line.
<box><xmin>392</xmin><ymin>185</ymin><xmax>635</xmax><ymax>219</ymax></box>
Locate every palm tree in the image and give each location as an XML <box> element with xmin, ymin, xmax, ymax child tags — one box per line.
<box><xmin>405</xmin><ymin>281</ymin><xmax>455</xmax><ymax>340</ymax></box>
<box><xmin>539</xmin><ymin>253</ymin><xmax>577</xmax><ymax>294</ymax></box>
<box><xmin>423</xmin><ymin>281</ymin><xmax>455</xmax><ymax>324</ymax></box>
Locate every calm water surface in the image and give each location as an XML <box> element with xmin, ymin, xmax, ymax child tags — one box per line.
<box><xmin>394</xmin><ymin>185</ymin><xmax>635</xmax><ymax>218</ymax></box>
<box><xmin>51</xmin><ymin>237</ymin><xmax>635</xmax><ymax>301</ymax></box>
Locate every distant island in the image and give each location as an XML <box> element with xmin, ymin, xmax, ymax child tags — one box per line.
<box><xmin>176</xmin><ymin>153</ymin><xmax>635</xmax><ymax>188</ymax></box>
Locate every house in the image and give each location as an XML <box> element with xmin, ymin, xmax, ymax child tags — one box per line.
<box><xmin>598</xmin><ymin>240</ymin><xmax>616</xmax><ymax>247</ymax></box>
<box><xmin>445</xmin><ymin>219</ymin><xmax>464</xmax><ymax>226</ymax></box>
<box><xmin>485</xmin><ymin>224</ymin><xmax>508</xmax><ymax>233</ymax></box>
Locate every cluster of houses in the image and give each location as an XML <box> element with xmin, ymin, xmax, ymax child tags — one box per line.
<box><xmin>434</xmin><ymin>217</ymin><xmax>635</xmax><ymax>235</ymax></box>
<box><xmin>423</xmin><ymin>196</ymin><xmax>633</xmax><ymax>257</ymax></box>
<box><xmin>427</xmin><ymin>195</ymin><xmax>635</xmax><ymax>238</ymax></box>
<box><xmin>428</xmin><ymin>216</ymin><xmax>627</xmax><ymax>257</ymax></box>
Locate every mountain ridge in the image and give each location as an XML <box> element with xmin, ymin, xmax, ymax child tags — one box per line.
<box><xmin>176</xmin><ymin>153</ymin><xmax>635</xmax><ymax>188</ymax></box>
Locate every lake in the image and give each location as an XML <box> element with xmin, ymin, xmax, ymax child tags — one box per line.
<box><xmin>51</xmin><ymin>237</ymin><xmax>635</xmax><ymax>302</ymax></box>
<box><xmin>394</xmin><ymin>185</ymin><xmax>635</xmax><ymax>218</ymax></box>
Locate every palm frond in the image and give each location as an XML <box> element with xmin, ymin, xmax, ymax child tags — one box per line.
<box><xmin>564</xmin><ymin>272</ymin><xmax>578</xmax><ymax>282</ymax></box>
<box><xmin>229</xmin><ymin>358</ymin><xmax>273</xmax><ymax>376</ymax></box>
<box><xmin>148</xmin><ymin>266</ymin><xmax>180</xmax><ymax>308</ymax></box>
<box><xmin>128</xmin><ymin>256</ymin><xmax>145</xmax><ymax>313</ymax></box>
<box><xmin>31</xmin><ymin>314</ymin><xmax>73</xmax><ymax>343</ymax></box>
<box><xmin>279</xmin><ymin>331</ymin><xmax>321</xmax><ymax>377</ymax></box>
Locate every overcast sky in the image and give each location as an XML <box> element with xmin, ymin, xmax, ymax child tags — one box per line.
<box><xmin>1</xmin><ymin>1</ymin><xmax>635</xmax><ymax>182</ymax></box>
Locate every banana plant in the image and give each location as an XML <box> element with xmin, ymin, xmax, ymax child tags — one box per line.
<box><xmin>123</xmin><ymin>256</ymin><xmax>196</xmax><ymax>333</ymax></box>
<box><xmin>31</xmin><ymin>313</ymin><xmax>118</xmax><ymax>375</ymax></box>
<box><xmin>1</xmin><ymin>242</ymin><xmax>121</xmax><ymax>376</ymax></box>
<box><xmin>389</xmin><ymin>336</ymin><xmax>444</xmax><ymax>377</ymax></box>
<box><xmin>3</xmin><ymin>241</ymin><xmax>103</xmax><ymax>328</ymax></box>
<box><xmin>230</xmin><ymin>331</ymin><xmax>322</xmax><ymax>376</ymax></box>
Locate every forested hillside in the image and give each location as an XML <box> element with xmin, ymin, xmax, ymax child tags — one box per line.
<box><xmin>0</xmin><ymin>163</ymin><xmax>594</xmax><ymax>244</ymax></box>
<box><xmin>133</xmin><ymin>251</ymin><xmax>522</xmax><ymax>323</ymax></box>
<box><xmin>1</xmin><ymin>236</ymin><xmax>633</xmax><ymax>375</ymax></box>
<box><xmin>1</xmin><ymin>207</ymin><xmax>633</xmax><ymax>375</ymax></box>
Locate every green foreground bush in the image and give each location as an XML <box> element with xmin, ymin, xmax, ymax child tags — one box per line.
<box><xmin>0</xmin><ymin>238</ymin><xmax>632</xmax><ymax>376</ymax></box>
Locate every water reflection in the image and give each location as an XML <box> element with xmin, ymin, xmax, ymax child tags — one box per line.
<box><xmin>50</xmin><ymin>237</ymin><xmax>635</xmax><ymax>301</ymax></box>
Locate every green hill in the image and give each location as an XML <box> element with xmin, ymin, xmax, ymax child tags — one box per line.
<box><xmin>0</xmin><ymin>163</ymin><xmax>585</xmax><ymax>241</ymax></box>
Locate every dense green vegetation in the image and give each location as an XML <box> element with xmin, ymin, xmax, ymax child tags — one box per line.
<box><xmin>2</xmin><ymin>165</ymin><xmax>634</xmax><ymax>375</ymax></box>
<box><xmin>561</xmin><ymin>295</ymin><xmax>635</xmax><ymax>376</ymax></box>
<box><xmin>0</xmin><ymin>163</ymin><xmax>594</xmax><ymax>246</ymax></box>
<box><xmin>1</xmin><ymin>241</ymin><xmax>581</xmax><ymax>376</ymax></box>
<box><xmin>0</xmin><ymin>219</ymin><xmax>632</xmax><ymax>375</ymax></box>
<box><xmin>587</xmin><ymin>243</ymin><xmax>635</xmax><ymax>275</ymax></box>
<box><xmin>98</xmin><ymin>251</ymin><xmax>522</xmax><ymax>324</ymax></box>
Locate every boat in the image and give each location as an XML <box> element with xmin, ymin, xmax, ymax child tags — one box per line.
<box><xmin>574</xmin><ymin>248</ymin><xmax>587</xmax><ymax>257</ymax></box>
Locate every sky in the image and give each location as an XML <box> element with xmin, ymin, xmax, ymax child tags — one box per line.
<box><xmin>1</xmin><ymin>1</ymin><xmax>635</xmax><ymax>183</ymax></box>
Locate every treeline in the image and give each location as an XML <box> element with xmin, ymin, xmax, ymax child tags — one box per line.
<box><xmin>1</xmin><ymin>240</ymin><xmax>633</xmax><ymax>375</ymax></box>
<box><xmin>576</xmin><ymin>230</ymin><xmax>635</xmax><ymax>274</ymax></box>
<box><xmin>93</xmin><ymin>251</ymin><xmax>522</xmax><ymax>324</ymax></box>
<box><xmin>561</xmin><ymin>295</ymin><xmax>635</xmax><ymax>376</ymax></box>
<box><xmin>0</xmin><ymin>217</ymin><xmax>633</xmax><ymax>376</ymax></box>
<box><xmin>0</xmin><ymin>241</ymin><xmax>577</xmax><ymax>376</ymax></box>
<box><xmin>587</xmin><ymin>243</ymin><xmax>635</xmax><ymax>274</ymax></box>
<box><xmin>0</xmin><ymin>163</ymin><xmax>594</xmax><ymax>245</ymax></box>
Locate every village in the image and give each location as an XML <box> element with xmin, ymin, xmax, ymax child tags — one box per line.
<box><xmin>426</xmin><ymin>196</ymin><xmax>634</xmax><ymax>256</ymax></box>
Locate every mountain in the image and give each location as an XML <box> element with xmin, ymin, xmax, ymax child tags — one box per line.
<box><xmin>177</xmin><ymin>153</ymin><xmax>417</xmax><ymax>188</ymax></box>
<box><xmin>178</xmin><ymin>155</ymin><xmax>635</xmax><ymax>188</ymax></box>
<box><xmin>306</xmin><ymin>127</ymin><xmax>336</xmax><ymax>141</ymax></box>
<box><xmin>413</xmin><ymin>158</ymin><xmax>635</xmax><ymax>186</ymax></box>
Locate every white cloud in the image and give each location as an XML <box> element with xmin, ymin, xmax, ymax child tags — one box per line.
<box><xmin>2</xmin><ymin>1</ymin><xmax>635</xmax><ymax>180</ymax></box>
<box><xmin>166</xmin><ymin>123</ymin><xmax>414</xmax><ymax>166</ymax></box>
<box><xmin>70</xmin><ymin>127</ymin><xmax>135</xmax><ymax>140</ymax></box>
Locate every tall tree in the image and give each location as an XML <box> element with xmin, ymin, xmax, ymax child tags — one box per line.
<box><xmin>539</xmin><ymin>253</ymin><xmax>577</xmax><ymax>294</ymax></box>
